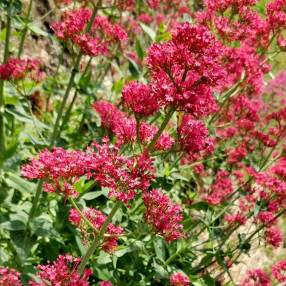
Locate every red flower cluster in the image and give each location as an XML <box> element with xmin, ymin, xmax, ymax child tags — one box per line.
<box><xmin>29</xmin><ymin>255</ymin><xmax>92</xmax><ymax>286</ymax></box>
<box><xmin>265</xmin><ymin>226</ymin><xmax>283</xmax><ymax>248</ymax></box>
<box><xmin>99</xmin><ymin>281</ymin><xmax>113</xmax><ymax>286</ymax></box>
<box><xmin>147</xmin><ymin>23</ymin><xmax>224</xmax><ymax>117</ymax></box>
<box><xmin>203</xmin><ymin>171</ymin><xmax>233</xmax><ymax>205</ymax></box>
<box><xmin>122</xmin><ymin>81</ymin><xmax>159</xmax><ymax>117</ymax></box>
<box><xmin>240</xmin><ymin>269</ymin><xmax>271</xmax><ymax>286</ymax></box>
<box><xmin>178</xmin><ymin>115</ymin><xmax>213</xmax><ymax>157</ymax></box>
<box><xmin>22</xmin><ymin>140</ymin><xmax>155</xmax><ymax>204</ymax></box>
<box><xmin>87</xmin><ymin>141</ymin><xmax>155</xmax><ymax>204</ymax></box>
<box><xmin>0</xmin><ymin>267</ymin><xmax>22</xmax><ymax>286</ymax></box>
<box><xmin>69</xmin><ymin>207</ymin><xmax>123</xmax><ymax>252</ymax></box>
<box><xmin>169</xmin><ymin>272</ymin><xmax>190</xmax><ymax>286</ymax></box>
<box><xmin>267</xmin><ymin>0</ymin><xmax>286</xmax><ymax>31</ymax></box>
<box><xmin>0</xmin><ymin>57</ymin><xmax>45</xmax><ymax>82</ymax></box>
<box><xmin>92</xmin><ymin>100</ymin><xmax>174</xmax><ymax>151</ymax></box>
<box><xmin>51</xmin><ymin>8</ymin><xmax>127</xmax><ymax>57</ymax></box>
<box><xmin>21</xmin><ymin>148</ymin><xmax>88</xmax><ymax>197</ymax></box>
<box><xmin>143</xmin><ymin>189</ymin><xmax>183</xmax><ymax>241</ymax></box>
<box><xmin>272</xmin><ymin>260</ymin><xmax>286</xmax><ymax>284</ymax></box>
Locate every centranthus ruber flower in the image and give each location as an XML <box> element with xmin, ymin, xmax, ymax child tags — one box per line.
<box><xmin>142</xmin><ymin>189</ymin><xmax>184</xmax><ymax>241</ymax></box>
<box><xmin>0</xmin><ymin>57</ymin><xmax>45</xmax><ymax>82</ymax></box>
<box><xmin>169</xmin><ymin>272</ymin><xmax>190</xmax><ymax>286</ymax></box>
<box><xmin>51</xmin><ymin>8</ymin><xmax>127</xmax><ymax>56</ymax></box>
<box><xmin>265</xmin><ymin>226</ymin><xmax>283</xmax><ymax>248</ymax></box>
<box><xmin>147</xmin><ymin>22</ymin><xmax>225</xmax><ymax>117</ymax></box>
<box><xmin>21</xmin><ymin>148</ymin><xmax>89</xmax><ymax>197</ymax></box>
<box><xmin>99</xmin><ymin>281</ymin><xmax>113</xmax><ymax>286</ymax></box>
<box><xmin>0</xmin><ymin>267</ymin><xmax>22</xmax><ymax>286</ymax></box>
<box><xmin>178</xmin><ymin>115</ymin><xmax>213</xmax><ymax>155</ymax></box>
<box><xmin>28</xmin><ymin>255</ymin><xmax>92</xmax><ymax>286</ymax></box>
<box><xmin>272</xmin><ymin>260</ymin><xmax>286</xmax><ymax>284</ymax></box>
<box><xmin>122</xmin><ymin>81</ymin><xmax>159</xmax><ymax>116</ymax></box>
<box><xmin>203</xmin><ymin>171</ymin><xmax>233</xmax><ymax>205</ymax></box>
<box><xmin>86</xmin><ymin>140</ymin><xmax>155</xmax><ymax>204</ymax></box>
<box><xmin>92</xmin><ymin>100</ymin><xmax>174</xmax><ymax>150</ymax></box>
<box><xmin>69</xmin><ymin>207</ymin><xmax>123</xmax><ymax>253</ymax></box>
<box><xmin>240</xmin><ymin>269</ymin><xmax>271</xmax><ymax>286</ymax></box>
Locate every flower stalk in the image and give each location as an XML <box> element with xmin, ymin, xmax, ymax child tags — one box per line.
<box><xmin>0</xmin><ymin>0</ymin><xmax>12</xmax><ymax>163</ymax></box>
<box><xmin>77</xmin><ymin>201</ymin><xmax>121</xmax><ymax>275</ymax></box>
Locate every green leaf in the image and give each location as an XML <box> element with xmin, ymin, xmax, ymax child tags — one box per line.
<box><xmin>28</xmin><ymin>23</ymin><xmax>49</xmax><ymax>37</ymax></box>
<box><xmin>139</xmin><ymin>23</ymin><xmax>156</xmax><ymax>41</ymax></box>
<box><xmin>153</xmin><ymin>238</ymin><xmax>166</xmax><ymax>262</ymax></box>
<box><xmin>1</xmin><ymin>220</ymin><xmax>26</xmax><ymax>231</ymax></box>
<box><xmin>5</xmin><ymin>172</ymin><xmax>35</xmax><ymax>194</ymax></box>
<box><xmin>135</xmin><ymin>39</ymin><xmax>145</xmax><ymax>61</ymax></box>
<box><xmin>81</xmin><ymin>189</ymin><xmax>108</xmax><ymax>201</ymax></box>
<box><xmin>30</xmin><ymin>214</ymin><xmax>54</xmax><ymax>237</ymax></box>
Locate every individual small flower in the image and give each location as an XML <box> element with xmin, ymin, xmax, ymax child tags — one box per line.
<box><xmin>122</xmin><ymin>82</ymin><xmax>159</xmax><ymax>116</ymax></box>
<box><xmin>143</xmin><ymin>189</ymin><xmax>184</xmax><ymax>241</ymax></box>
<box><xmin>169</xmin><ymin>272</ymin><xmax>190</xmax><ymax>286</ymax></box>
<box><xmin>0</xmin><ymin>267</ymin><xmax>22</xmax><ymax>286</ymax></box>
<box><xmin>99</xmin><ymin>282</ymin><xmax>113</xmax><ymax>286</ymax></box>
<box><xmin>272</xmin><ymin>260</ymin><xmax>286</xmax><ymax>284</ymax></box>
<box><xmin>28</xmin><ymin>254</ymin><xmax>92</xmax><ymax>286</ymax></box>
<box><xmin>69</xmin><ymin>207</ymin><xmax>123</xmax><ymax>253</ymax></box>
<box><xmin>265</xmin><ymin>226</ymin><xmax>283</xmax><ymax>248</ymax></box>
<box><xmin>240</xmin><ymin>269</ymin><xmax>271</xmax><ymax>286</ymax></box>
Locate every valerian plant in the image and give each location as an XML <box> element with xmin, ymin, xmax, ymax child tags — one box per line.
<box><xmin>1</xmin><ymin>0</ymin><xmax>286</xmax><ymax>285</ymax></box>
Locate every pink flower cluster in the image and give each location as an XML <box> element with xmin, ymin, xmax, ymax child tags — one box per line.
<box><xmin>29</xmin><ymin>255</ymin><xmax>92</xmax><ymax>286</ymax></box>
<box><xmin>51</xmin><ymin>8</ymin><xmax>127</xmax><ymax>57</ymax></box>
<box><xmin>122</xmin><ymin>82</ymin><xmax>159</xmax><ymax>117</ymax></box>
<box><xmin>0</xmin><ymin>267</ymin><xmax>22</xmax><ymax>286</ymax></box>
<box><xmin>22</xmin><ymin>140</ymin><xmax>155</xmax><ymax>204</ymax></box>
<box><xmin>69</xmin><ymin>207</ymin><xmax>123</xmax><ymax>252</ymax></box>
<box><xmin>272</xmin><ymin>260</ymin><xmax>286</xmax><ymax>284</ymax></box>
<box><xmin>0</xmin><ymin>57</ymin><xmax>45</xmax><ymax>82</ymax></box>
<box><xmin>240</xmin><ymin>269</ymin><xmax>271</xmax><ymax>286</ymax></box>
<box><xmin>178</xmin><ymin>115</ymin><xmax>213</xmax><ymax>158</ymax></box>
<box><xmin>169</xmin><ymin>272</ymin><xmax>190</xmax><ymax>286</ymax></box>
<box><xmin>99</xmin><ymin>281</ymin><xmax>113</xmax><ymax>286</ymax></box>
<box><xmin>143</xmin><ymin>189</ymin><xmax>183</xmax><ymax>241</ymax></box>
<box><xmin>87</xmin><ymin>141</ymin><xmax>155</xmax><ymax>204</ymax></box>
<box><xmin>147</xmin><ymin>23</ymin><xmax>224</xmax><ymax>116</ymax></box>
<box><xmin>21</xmin><ymin>148</ymin><xmax>88</xmax><ymax>197</ymax></box>
<box><xmin>203</xmin><ymin>171</ymin><xmax>233</xmax><ymax>205</ymax></box>
<box><xmin>92</xmin><ymin>100</ymin><xmax>174</xmax><ymax>151</ymax></box>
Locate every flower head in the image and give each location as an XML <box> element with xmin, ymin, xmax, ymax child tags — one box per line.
<box><xmin>28</xmin><ymin>255</ymin><xmax>92</xmax><ymax>286</ymax></box>
<box><xmin>143</xmin><ymin>189</ymin><xmax>184</xmax><ymax>241</ymax></box>
<box><xmin>0</xmin><ymin>267</ymin><xmax>22</xmax><ymax>286</ymax></box>
<box><xmin>170</xmin><ymin>272</ymin><xmax>190</xmax><ymax>286</ymax></box>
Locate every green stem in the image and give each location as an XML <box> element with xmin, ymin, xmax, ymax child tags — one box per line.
<box><xmin>49</xmin><ymin>53</ymin><xmax>82</xmax><ymax>146</ymax></box>
<box><xmin>77</xmin><ymin>201</ymin><xmax>121</xmax><ymax>275</ymax></box>
<box><xmin>59</xmin><ymin>57</ymin><xmax>93</xmax><ymax>132</ymax></box>
<box><xmin>0</xmin><ymin>0</ymin><xmax>12</xmax><ymax>162</ymax></box>
<box><xmin>69</xmin><ymin>197</ymin><xmax>97</xmax><ymax>232</ymax></box>
<box><xmin>26</xmin><ymin>180</ymin><xmax>43</xmax><ymax>225</ymax></box>
<box><xmin>147</xmin><ymin>107</ymin><xmax>175</xmax><ymax>153</ymax></box>
<box><xmin>18</xmin><ymin>0</ymin><xmax>33</xmax><ymax>58</ymax></box>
